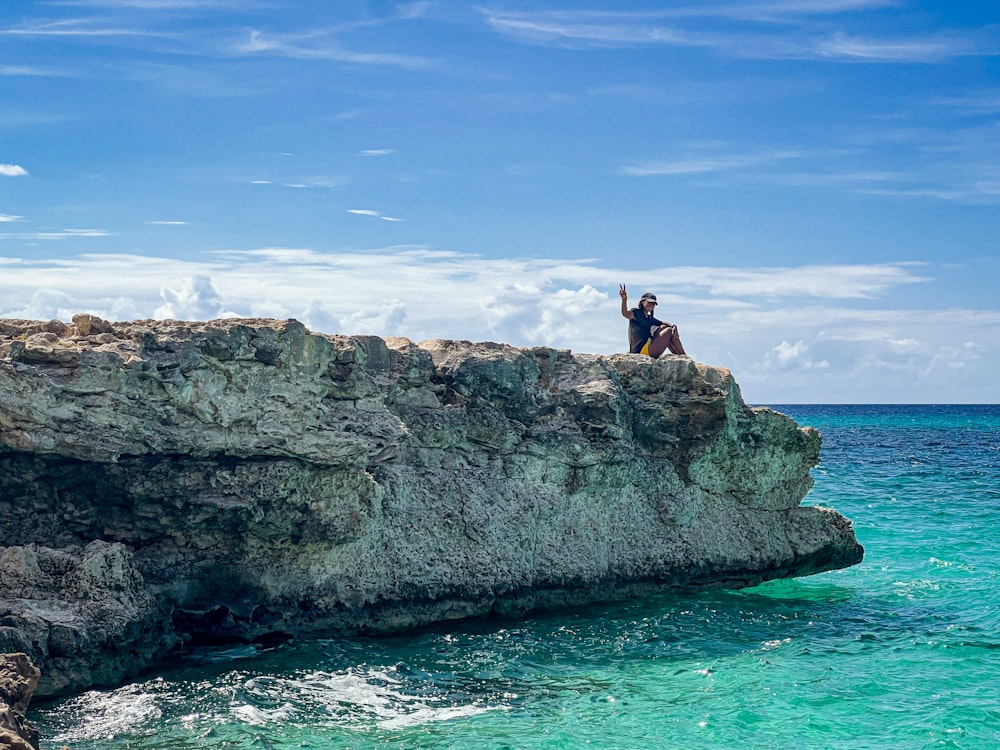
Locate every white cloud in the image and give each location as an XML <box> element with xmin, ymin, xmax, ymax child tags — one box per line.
<box><xmin>3</xmin><ymin>288</ymin><xmax>76</xmax><ymax>321</ymax></box>
<box><xmin>342</xmin><ymin>299</ymin><xmax>408</xmax><ymax>336</ymax></box>
<box><xmin>621</xmin><ymin>150</ymin><xmax>804</xmax><ymax>176</ymax></box>
<box><xmin>815</xmin><ymin>31</ymin><xmax>991</xmax><ymax>63</ymax></box>
<box><xmin>0</xmin><ymin>228</ymin><xmax>112</xmax><ymax>240</ymax></box>
<box><xmin>482</xmin><ymin>10</ymin><xmax>695</xmax><ymax>48</ymax></box>
<box><xmin>484</xmin><ymin>2</ymin><xmax>898</xmax><ymax>29</ymax></box>
<box><xmin>49</xmin><ymin>0</ymin><xmax>258</xmax><ymax>8</ymax></box>
<box><xmin>0</xmin><ymin>164</ymin><xmax>28</xmax><ymax>177</ymax></box>
<box><xmin>281</xmin><ymin>176</ymin><xmax>345</xmax><ymax>189</ymax></box>
<box><xmin>0</xmin><ymin>214</ymin><xmax>23</xmax><ymax>222</ymax></box>
<box><xmin>147</xmin><ymin>220</ymin><xmax>188</xmax><ymax>225</ymax></box>
<box><xmin>931</xmin><ymin>90</ymin><xmax>1000</xmax><ymax>115</ymax></box>
<box><xmin>235</xmin><ymin>29</ymin><xmax>431</xmax><ymax>69</ymax></box>
<box><xmin>0</xmin><ymin>20</ymin><xmax>154</xmax><ymax>38</ymax></box>
<box><xmin>298</xmin><ymin>300</ymin><xmax>340</xmax><ymax>335</ymax></box>
<box><xmin>358</xmin><ymin>149</ymin><xmax>393</xmax><ymax>157</ymax></box>
<box><xmin>713</xmin><ymin>1</ymin><xmax>898</xmax><ymax>22</ymax></box>
<box><xmin>481</xmin><ymin>8</ymin><xmax>998</xmax><ymax>64</ymax></box>
<box><xmin>765</xmin><ymin>339</ymin><xmax>829</xmax><ymax>370</ymax></box>
<box><xmin>772</xmin><ymin>339</ymin><xmax>808</xmax><ymax>365</ymax></box>
<box><xmin>347</xmin><ymin>209</ymin><xmax>403</xmax><ymax>222</ymax></box>
<box><xmin>154</xmin><ymin>275</ymin><xmax>227</xmax><ymax>320</ymax></box>
<box><xmin>0</xmin><ymin>65</ymin><xmax>70</xmax><ymax>76</ymax></box>
<box><xmin>675</xmin><ymin>263</ymin><xmax>931</xmax><ymax>299</ymax></box>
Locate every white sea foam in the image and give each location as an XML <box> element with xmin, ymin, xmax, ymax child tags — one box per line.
<box><xmin>229</xmin><ymin>700</ymin><xmax>296</xmax><ymax>725</ymax></box>
<box><xmin>277</xmin><ymin>669</ymin><xmax>498</xmax><ymax>729</ymax></box>
<box><xmin>376</xmin><ymin>703</ymin><xmax>494</xmax><ymax>729</ymax></box>
<box><xmin>51</xmin><ymin>682</ymin><xmax>165</xmax><ymax>743</ymax></box>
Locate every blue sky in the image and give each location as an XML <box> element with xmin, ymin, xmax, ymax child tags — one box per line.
<box><xmin>2</xmin><ymin>0</ymin><xmax>999</xmax><ymax>403</ymax></box>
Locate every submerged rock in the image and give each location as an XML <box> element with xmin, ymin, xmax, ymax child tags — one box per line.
<box><xmin>0</xmin><ymin>317</ymin><xmax>863</xmax><ymax>696</ymax></box>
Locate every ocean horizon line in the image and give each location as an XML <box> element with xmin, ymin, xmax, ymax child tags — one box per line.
<box><xmin>754</xmin><ymin>402</ymin><xmax>999</xmax><ymax>407</ymax></box>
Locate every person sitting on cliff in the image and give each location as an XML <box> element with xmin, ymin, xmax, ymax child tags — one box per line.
<box><xmin>619</xmin><ymin>284</ymin><xmax>688</xmax><ymax>358</ymax></box>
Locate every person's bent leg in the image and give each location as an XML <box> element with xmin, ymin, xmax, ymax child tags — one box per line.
<box><xmin>665</xmin><ymin>326</ymin><xmax>687</xmax><ymax>355</ymax></box>
<box><xmin>649</xmin><ymin>325</ymin><xmax>686</xmax><ymax>358</ymax></box>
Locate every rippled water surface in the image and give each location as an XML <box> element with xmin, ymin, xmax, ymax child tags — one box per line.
<box><xmin>31</xmin><ymin>405</ymin><xmax>1000</xmax><ymax>749</ymax></box>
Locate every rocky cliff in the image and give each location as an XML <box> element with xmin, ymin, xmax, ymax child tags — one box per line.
<box><xmin>0</xmin><ymin>316</ymin><xmax>862</xmax><ymax>697</ymax></box>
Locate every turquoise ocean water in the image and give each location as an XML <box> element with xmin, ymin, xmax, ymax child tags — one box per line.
<box><xmin>29</xmin><ymin>405</ymin><xmax>1000</xmax><ymax>749</ymax></box>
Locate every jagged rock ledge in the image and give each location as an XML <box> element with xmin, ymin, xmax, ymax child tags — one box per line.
<box><xmin>0</xmin><ymin>316</ymin><xmax>863</xmax><ymax>697</ymax></box>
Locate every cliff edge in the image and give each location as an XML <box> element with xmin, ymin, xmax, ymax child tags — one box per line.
<box><xmin>0</xmin><ymin>316</ymin><xmax>863</xmax><ymax>696</ymax></box>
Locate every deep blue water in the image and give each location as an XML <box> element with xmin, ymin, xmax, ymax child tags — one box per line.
<box><xmin>30</xmin><ymin>405</ymin><xmax>1000</xmax><ymax>749</ymax></box>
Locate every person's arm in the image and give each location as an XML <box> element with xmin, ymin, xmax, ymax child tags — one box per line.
<box><xmin>650</xmin><ymin>315</ymin><xmax>673</xmax><ymax>338</ymax></box>
<box><xmin>619</xmin><ymin>284</ymin><xmax>634</xmax><ymax>320</ymax></box>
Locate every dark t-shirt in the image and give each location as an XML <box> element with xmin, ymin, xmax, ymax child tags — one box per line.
<box><xmin>628</xmin><ymin>306</ymin><xmax>664</xmax><ymax>353</ymax></box>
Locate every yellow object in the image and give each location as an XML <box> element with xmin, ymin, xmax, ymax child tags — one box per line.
<box><xmin>640</xmin><ymin>340</ymin><xmax>650</xmax><ymax>356</ymax></box>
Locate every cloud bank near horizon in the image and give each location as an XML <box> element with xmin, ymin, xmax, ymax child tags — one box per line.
<box><xmin>1</xmin><ymin>247</ymin><xmax>995</xmax><ymax>403</ymax></box>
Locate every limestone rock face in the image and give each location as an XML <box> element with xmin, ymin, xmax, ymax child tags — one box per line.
<box><xmin>0</xmin><ymin>653</ymin><xmax>41</xmax><ymax>750</ymax></box>
<box><xmin>0</xmin><ymin>317</ymin><xmax>863</xmax><ymax>696</ymax></box>
<box><xmin>0</xmin><ymin>542</ymin><xmax>171</xmax><ymax>696</ymax></box>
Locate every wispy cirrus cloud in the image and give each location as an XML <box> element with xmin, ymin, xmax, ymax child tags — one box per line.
<box><xmin>0</xmin><ymin>228</ymin><xmax>112</xmax><ymax>240</ymax></box>
<box><xmin>347</xmin><ymin>209</ymin><xmax>403</xmax><ymax>222</ymax></box>
<box><xmin>0</xmin><ymin>19</ymin><xmax>159</xmax><ymax>38</ymax></box>
<box><xmin>620</xmin><ymin>149</ymin><xmax>804</xmax><ymax>176</ymax></box>
<box><xmin>674</xmin><ymin>262</ymin><xmax>930</xmax><ymax>299</ymax></box>
<box><xmin>481</xmin><ymin>3</ymin><xmax>896</xmax><ymax>34</ymax></box>
<box><xmin>928</xmin><ymin>89</ymin><xmax>1000</xmax><ymax>115</ymax></box>
<box><xmin>235</xmin><ymin>29</ymin><xmax>432</xmax><ymax>68</ymax></box>
<box><xmin>618</xmin><ymin>116</ymin><xmax>1000</xmax><ymax>202</ymax></box>
<box><xmin>48</xmin><ymin>0</ymin><xmax>262</xmax><ymax>8</ymax></box>
<box><xmin>854</xmin><ymin>184</ymin><xmax>1000</xmax><ymax>201</ymax></box>
<box><xmin>359</xmin><ymin>149</ymin><xmax>394</xmax><ymax>157</ymax></box>
<box><xmin>814</xmin><ymin>30</ymin><xmax>997</xmax><ymax>62</ymax></box>
<box><xmin>707</xmin><ymin>0</ymin><xmax>899</xmax><ymax>23</ymax></box>
<box><xmin>480</xmin><ymin>7</ymin><xmax>998</xmax><ymax>63</ymax></box>
<box><xmin>3</xmin><ymin>1</ymin><xmax>433</xmax><ymax>67</ymax></box>
<box><xmin>0</xmin><ymin>214</ymin><xmax>24</xmax><ymax>222</ymax></box>
<box><xmin>836</xmin><ymin>119</ymin><xmax>1000</xmax><ymax>201</ymax></box>
<box><xmin>0</xmin><ymin>64</ymin><xmax>73</xmax><ymax>76</ymax></box>
<box><xmin>122</xmin><ymin>60</ymin><xmax>271</xmax><ymax>98</ymax></box>
<box><xmin>228</xmin><ymin>2</ymin><xmax>432</xmax><ymax>65</ymax></box>
<box><xmin>0</xmin><ymin>110</ymin><xmax>76</xmax><ymax>128</ymax></box>
<box><xmin>280</xmin><ymin>176</ymin><xmax>346</xmax><ymax>189</ymax></box>
<box><xmin>482</xmin><ymin>10</ymin><xmax>702</xmax><ymax>48</ymax></box>
<box><xmin>501</xmin><ymin>2</ymin><xmax>900</xmax><ymax>24</ymax></box>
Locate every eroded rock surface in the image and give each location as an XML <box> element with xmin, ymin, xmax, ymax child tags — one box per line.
<box><xmin>0</xmin><ymin>316</ymin><xmax>863</xmax><ymax>696</ymax></box>
<box><xmin>0</xmin><ymin>653</ymin><xmax>41</xmax><ymax>750</ymax></box>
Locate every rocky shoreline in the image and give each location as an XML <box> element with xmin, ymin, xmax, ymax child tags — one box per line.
<box><xmin>1</xmin><ymin>316</ymin><xmax>863</xmax><ymax>700</ymax></box>
<box><xmin>0</xmin><ymin>653</ymin><xmax>40</xmax><ymax>750</ymax></box>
